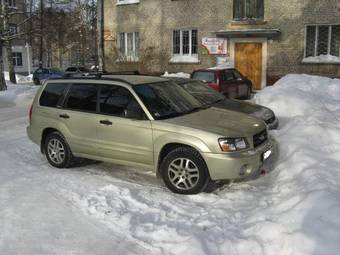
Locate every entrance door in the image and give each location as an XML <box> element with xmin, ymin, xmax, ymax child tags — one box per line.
<box><xmin>235</xmin><ymin>43</ymin><xmax>263</xmax><ymax>90</ymax></box>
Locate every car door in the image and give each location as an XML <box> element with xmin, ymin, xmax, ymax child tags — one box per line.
<box><xmin>96</xmin><ymin>84</ymin><xmax>154</xmax><ymax>168</ymax></box>
<box><xmin>58</xmin><ymin>83</ymin><xmax>99</xmax><ymax>155</ymax></box>
<box><xmin>220</xmin><ymin>69</ymin><xmax>238</xmax><ymax>98</ymax></box>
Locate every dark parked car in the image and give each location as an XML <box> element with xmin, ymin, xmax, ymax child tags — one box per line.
<box><xmin>191</xmin><ymin>68</ymin><xmax>252</xmax><ymax>99</ymax></box>
<box><xmin>33</xmin><ymin>68</ymin><xmax>64</xmax><ymax>85</ymax></box>
<box><xmin>64</xmin><ymin>66</ymin><xmax>90</xmax><ymax>76</ymax></box>
<box><xmin>167</xmin><ymin>77</ymin><xmax>279</xmax><ymax>129</ymax></box>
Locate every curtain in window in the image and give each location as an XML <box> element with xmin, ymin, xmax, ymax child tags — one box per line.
<box><xmin>126</xmin><ymin>32</ymin><xmax>134</xmax><ymax>56</ymax></box>
<box><xmin>331</xmin><ymin>25</ymin><xmax>340</xmax><ymax>56</ymax></box>
<box><xmin>191</xmin><ymin>30</ymin><xmax>198</xmax><ymax>54</ymax></box>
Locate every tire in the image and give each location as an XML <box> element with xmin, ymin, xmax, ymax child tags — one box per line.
<box><xmin>44</xmin><ymin>132</ymin><xmax>74</xmax><ymax>168</ymax></box>
<box><xmin>33</xmin><ymin>78</ymin><xmax>40</xmax><ymax>85</ymax></box>
<box><xmin>160</xmin><ymin>147</ymin><xmax>210</xmax><ymax>194</ymax></box>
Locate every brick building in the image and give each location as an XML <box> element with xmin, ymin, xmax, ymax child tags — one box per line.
<box><xmin>102</xmin><ymin>0</ymin><xmax>340</xmax><ymax>89</ymax></box>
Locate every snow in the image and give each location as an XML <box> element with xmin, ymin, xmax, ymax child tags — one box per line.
<box><xmin>163</xmin><ymin>71</ymin><xmax>191</xmax><ymax>78</ymax></box>
<box><xmin>4</xmin><ymin>71</ymin><xmax>33</xmax><ymax>83</ymax></box>
<box><xmin>208</xmin><ymin>62</ymin><xmax>234</xmax><ymax>70</ymax></box>
<box><xmin>1</xmin><ymin>74</ymin><xmax>340</xmax><ymax>254</ymax></box>
<box><xmin>302</xmin><ymin>54</ymin><xmax>340</xmax><ymax>64</ymax></box>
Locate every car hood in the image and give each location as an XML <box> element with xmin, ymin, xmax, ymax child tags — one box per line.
<box><xmin>162</xmin><ymin>107</ymin><xmax>266</xmax><ymax>137</ymax></box>
<box><xmin>214</xmin><ymin>99</ymin><xmax>274</xmax><ymax>120</ymax></box>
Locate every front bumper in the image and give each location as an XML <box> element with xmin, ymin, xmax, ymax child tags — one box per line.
<box><xmin>202</xmin><ymin>137</ymin><xmax>278</xmax><ymax>181</ymax></box>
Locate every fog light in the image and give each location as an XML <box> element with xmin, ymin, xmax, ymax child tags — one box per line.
<box><xmin>239</xmin><ymin>165</ymin><xmax>252</xmax><ymax>176</ymax></box>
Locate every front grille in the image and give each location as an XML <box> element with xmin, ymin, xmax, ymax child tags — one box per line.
<box><xmin>265</xmin><ymin>116</ymin><xmax>276</xmax><ymax>124</ymax></box>
<box><xmin>253</xmin><ymin>129</ymin><xmax>268</xmax><ymax>148</ymax></box>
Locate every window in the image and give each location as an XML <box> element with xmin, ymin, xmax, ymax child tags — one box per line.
<box><xmin>117</xmin><ymin>0</ymin><xmax>139</xmax><ymax>5</ymax></box>
<box><xmin>39</xmin><ymin>83</ymin><xmax>67</xmax><ymax>108</ymax></box>
<box><xmin>304</xmin><ymin>25</ymin><xmax>340</xmax><ymax>61</ymax></box>
<box><xmin>232</xmin><ymin>70</ymin><xmax>243</xmax><ymax>80</ymax></box>
<box><xmin>8</xmin><ymin>23</ymin><xmax>17</xmax><ymax>35</ymax></box>
<box><xmin>99</xmin><ymin>85</ymin><xmax>144</xmax><ymax>119</ymax></box>
<box><xmin>65</xmin><ymin>84</ymin><xmax>98</xmax><ymax>112</ymax></box>
<box><xmin>233</xmin><ymin>0</ymin><xmax>264</xmax><ymax>20</ymax></box>
<box><xmin>117</xmin><ymin>32</ymin><xmax>139</xmax><ymax>61</ymax></box>
<box><xmin>192</xmin><ymin>71</ymin><xmax>216</xmax><ymax>83</ymax></box>
<box><xmin>171</xmin><ymin>29</ymin><xmax>198</xmax><ymax>63</ymax></box>
<box><xmin>5</xmin><ymin>0</ymin><xmax>16</xmax><ymax>7</ymax></box>
<box><xmin>223</xmin><ymin>70</ymin><xmax>235</xmax><ymax>81</ymax></box>
<box><xmin>12</xmin><ymin>52</ymin><xmax>22</xmax><ymax>66</ymax></box>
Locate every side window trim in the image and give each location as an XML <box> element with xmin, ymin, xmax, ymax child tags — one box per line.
<box><xmin>62</xmin><ymin>83</ymin><xmax>99</xmax><ymax>114</ymax></box>
<box><xmin>57</xmin><ymin>83</ymin><xmax>72</xmax><ymax>108</ymax></box>
<box><xmin>98</xmin><ymin>84</ymin><xmax>148</xmax><ymax>120</ymax></box>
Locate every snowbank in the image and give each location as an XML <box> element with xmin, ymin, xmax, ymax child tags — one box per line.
<box><xmin>1</xmin><ymin>74</ymin><xmax>340</xmax><ymax>254</ymax></box>
<box><xmin>163</xmin><ymin>71</ymin><xmax>191</xmax><ymax>78</ymax></box>
<box><xmin>4</xmin><ymin>71</ymin><xmax>33</xmax><ymax>83</ymax></box>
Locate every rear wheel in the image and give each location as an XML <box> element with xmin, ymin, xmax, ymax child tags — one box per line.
<box><xmin>160</xmin><ymin>147</ymin><xmax>210</xmax><ymax>194</ymax></box>
<box><xmin>44</xmin><ymin>132</ymin><xmax>73</xmax><ymax>168</ymax></box>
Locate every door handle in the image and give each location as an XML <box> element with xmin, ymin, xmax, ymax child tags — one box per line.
<box><xmin>99</xmin><ymin>119</ymin><xmax>112</xmax><ymax>125</ymax></box>
<box><xmin>59</xmin><ymin>114</ymin><xmax>70</xmax><ymax>119</ymax></box>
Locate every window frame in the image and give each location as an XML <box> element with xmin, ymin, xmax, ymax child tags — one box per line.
<box><xmin>170</xmin><ymin>29</ymin><xmax>199</xmax><ymax>63</ymax></box>
<box><xmin>117</xmin><ymin>32</ymin><xmax>139</xmax><ymax>62</ymax></box>
<box><xmin>233</xmin><ymin>0</ymin><xmax>264</xmax><ymax>21</ymax></box>
<box><xmin>98</xmin><ymin>84</ymin><xmax>146</xmax><ymax>120</ymax></box>
<box><xmin>12</xmin><ymin>52</ymin><xmax>23</xmax><ymax>66</ymax></box>
<box><xmin>62</xmin><ymin>83</ymin><xmax>99</xmax><ymax>114</ymax></box>
<box><xmin>304</xmin><ymin>24</ymin><xmax>340</xmax><ymax>59</ymax></box>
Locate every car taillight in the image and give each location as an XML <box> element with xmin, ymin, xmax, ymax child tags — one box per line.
<box><xmin>29</xmin><ymin>104</ymin><xmax>33</xmax><ymax>124</ymax></box>
<box><xmin>208</xmin><ymin>83</ymin><xmax>220</xmax><ymax>92</ymax></box>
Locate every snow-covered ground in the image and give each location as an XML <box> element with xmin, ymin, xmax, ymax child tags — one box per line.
<box><xmin>1</xmin><ymin>74</ymin><xmax>340</xmax><ymax>255</ymax></box>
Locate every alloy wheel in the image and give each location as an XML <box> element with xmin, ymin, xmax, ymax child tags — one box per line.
<box><xmin>168</xmin><ymin>158</ymin><xmax>200</xmax><ymax>190</ymax></box>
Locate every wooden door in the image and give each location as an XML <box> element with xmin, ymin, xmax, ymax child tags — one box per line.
<box><xmin>235</xmin><ymin>43</ymin><xmax>263</xmax><ymax>90</ymax></box>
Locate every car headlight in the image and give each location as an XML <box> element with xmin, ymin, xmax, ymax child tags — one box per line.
<box><xmin>218</xmin><ymin>138</ymin><xmax>248</xmax><ymax>152</ymax></box>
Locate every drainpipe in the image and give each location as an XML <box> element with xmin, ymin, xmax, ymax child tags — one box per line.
<box><xmin>97</xmin><ymin>0</ymin><xmax>104</xmax><ymax>72</ymax></box>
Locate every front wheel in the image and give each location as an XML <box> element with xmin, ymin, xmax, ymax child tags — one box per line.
<box><xmin>160</xmin><ymin>147</ymin><xmax>210</xmax><ymax>194</ymax></box>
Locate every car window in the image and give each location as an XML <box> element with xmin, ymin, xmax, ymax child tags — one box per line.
<box><xmin>233</xmin><ymin>70</ymin><xmax>243</xmax><ymax>80</ymax></box>
<box><xmin>39</xmin><ymin>83</ymin><xmax>68</xmax><ymax>107</ymax></box>
<box><xmin>65</xmin><ymin>84</ymin><xmax>98</xmax><ymax>112</ymax></box>
<box><xmin>43</xmin><ymin>69</ymin><xmax>49</xmax><ymax>74</ymax></box>
<box><xmin>35</xmin><ymin>69</ymin><xmax>43</xmax><ymax>74</ymax></box>
<box><xmin>181</xmin><ymin>81</ymin><xmax>225</xmax><ymax>105</ymax></box>
<box><xmin>78</xmin><ymin>67</ymin><xmax>89</xmax><ymax>72</ymax></box>
<box><xmin>224</xmin><ymin>70</ymin><xmax>235</xmax><ymax>81</ymax></box>
<box><xmin>192</xmin><ymin>71</ymin><xmax>216</xmax><ymax>83</ymax></box>
<box><xmin>134</xmin><ymin>81</ymin><xmax>203</xmax><ymax>120</ymax></box>
<box><xmin>99</xmin><ymin>85</ymin><xmax>144</xmax><ymax>119</ymax></box>
<box><xmin>66</xmin><ymin>67</ymin><xmax>77</xmax><ymax>72</ymax></box>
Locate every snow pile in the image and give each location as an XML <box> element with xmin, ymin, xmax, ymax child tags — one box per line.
<box><xmin>163</xmin><ymin>71</ymin><xmax>190</xmax><ymax>78</ymax></box>
<box><xmin>1</xmin><ymin>74</ymin><xmax>340</xmax><ymax>254</ymax></box>
<box><xmin>4</xmin><ymin>72</ymin><xmax>33</xmax><ymax>83</ymax></box>
<box><xmin>302</xmin><ymin>54</ymin><xmax>340</xmax><ymax>64</ymax></box>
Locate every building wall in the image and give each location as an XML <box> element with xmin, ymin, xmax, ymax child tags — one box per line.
<box><xmin>103</xmin><ymin>0</ymin><xmax>340</xmax><ymax>80</ymax></box>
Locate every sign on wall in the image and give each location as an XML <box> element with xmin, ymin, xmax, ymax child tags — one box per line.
<box><xmin>201</xmin><ymin>37</ymin><xmax>227</xmax><ymax>55</ymax></box>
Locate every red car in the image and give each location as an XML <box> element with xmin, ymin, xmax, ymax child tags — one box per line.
<box><xmin>191</xmin><ymin>68</ymin><xmax>252</xmax><ymax>99</ymax></box>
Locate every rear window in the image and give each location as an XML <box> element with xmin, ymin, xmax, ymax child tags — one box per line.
<box><xmin>65</xmin><ymin>84</ymin><xmax>98</xmax><ymax>112</ymax></box>
<box><xmin>192</xmin><ymin>71</ymin><xmax>216</xmax><ymax>83</ymax></box>
<box><xmin>39</xmin><ymin>83</ymin><xmax>67</xmax><ymax>107</ymax></box>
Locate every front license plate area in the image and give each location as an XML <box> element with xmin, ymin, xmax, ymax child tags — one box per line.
<box><xmin>262</xmin><ymin>149</ymin><xmax>272</xmax><ymax>162</ymax></box>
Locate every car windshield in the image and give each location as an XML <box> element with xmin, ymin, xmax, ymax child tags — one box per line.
<box><xmin>133</xmin><ymin>81</ymin><xmax>206</xmax><ymax>120</ymax></box>
<box><xmin>179</xmin><ymin>80</ymin><xmax>225</xmax><ymax>105</ymax></box>
<box><xmin>78</xmin><ymin>67</ymin><xmax>89</xmax><ymax>72</ymax></box>
<box><xmin>192</xmin><ymin>71</ymin><xmax>216</xmax><ymax>83</ymax></box>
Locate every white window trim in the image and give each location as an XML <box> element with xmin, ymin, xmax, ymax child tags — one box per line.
<box><xmin>170</xmin><ymin>29</ymin><xmax>199</xmax><ymax>64</ymax></box>
<box><xmin>116</xmin><ymin>0</ymin><xmax>139</xmax><ymax>6</ymax></box>
<box><xmin>117</xmin><ymin>32</ymin><xmax>139</xmax><ymax>62</ymax></box>
<box><xmin>303</xmin><ymin>24</ymin><xmax>340</xmax><ymax>64</ymax></box>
